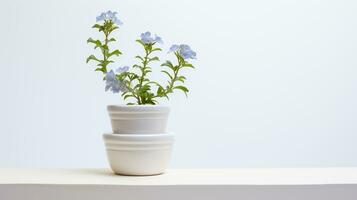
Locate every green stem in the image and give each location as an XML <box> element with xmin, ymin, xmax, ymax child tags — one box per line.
<box><xmin>102</xmin><ymin>31</ymin><xmax>109</xmax><ymax>73</ymax></box>
<box><xmin>138</xmin><ymin>49</ymin><xmax>150</xmax><ymax>86</ymax></box>
<box><xmin>136</xmin><ymin>49</ymin><xmax>151</xmax><ymax>104</ymax></box>
<box><xmin>120</xmin><ymin>74</ymin><xmax>141</xmax><ymax>104</ymax></box>
<box><xmin>167</xmin><ymin>69</ymin><xmax>179</xmax><ymax>94</ymax></box>
<box><xmin>165</xmin><ymin>55</ymin><xmax>182</xmax><ymax>95</ymax></box>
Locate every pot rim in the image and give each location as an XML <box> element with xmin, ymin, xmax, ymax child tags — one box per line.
<box><xmin>107</xmin><ymin>104</ymin><xmax>170</xmax><ymax>112</ymax></box>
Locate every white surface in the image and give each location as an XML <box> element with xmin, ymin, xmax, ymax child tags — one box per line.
<box><xmin>1</xmin><ymin>168</ymin><xmax>357</xmax><ymax>185</ymax></box>
<box><xmin>103</xmin><ymin>133</ymin><xmax>174</xmax><ymax>175</ymax></box>
<box><xmin>1</xmin><ymin>168</ymin><xmax>357</xmax><ymax>200</ymax></box>
<box><xmin>0</xmin><ymin>0</ymin><xmax>357</xmax><ymax>168</ymax></box>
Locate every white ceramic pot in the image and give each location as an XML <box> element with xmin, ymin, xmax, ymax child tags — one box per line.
<box><xmin>103</xmin><ymin>133</ymin><xmax>174</xmax><ymax>176</ymax></box>
<box><xmin>107</xmin><ymin>105</ymin><xmax>170</xmax><ymax>134</ymax></box>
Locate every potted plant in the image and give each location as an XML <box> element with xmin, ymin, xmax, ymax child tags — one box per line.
<box><xmin>86</xmin><ymin>11</ymin><xmax>197</xmax><ymax>176</ymax></box>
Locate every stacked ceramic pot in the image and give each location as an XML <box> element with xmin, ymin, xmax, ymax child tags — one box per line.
<box><xmin>103</xmin><ymin>105</ymin><xmax>174</xmax><ymax>176</ymax></box>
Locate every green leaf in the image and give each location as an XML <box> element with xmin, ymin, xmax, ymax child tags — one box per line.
<box><xmin>182</xmin><ymin>63</ymin><xmax>195</xmax><ymax>68</ymax></box>
<box><xmin>108</xmin><ymin>38</ymin><xmax>116</xmax><ymax>43</ymax></box>
<box><xmin>177</xmin><ymin>76</ymin><xmax>186</xmax><ymax>83</ymax></box>
<box><xmin>156</xmin><ymin>86</ymin><xmax>164</xmax><ymax>96</ymax></box>
<box><xmin>144</xmin><ymin>69</ymin><xmax>152</xmax><ymax>73</ymax></box>
<box><xmin>123</xmin><ymin>94</ymin><xmax>135</xmax><ymax>100</ymax></box>
<box><xmin>146</xmin><ymin>44</ymin><xmax>153</xmax><ymax>52</ymax></box>
<box><xmin>108</xmin><ymin>26</ymin><xmax>118</xmax><ymax>33</ymax></box>
<box><xmin>149</xmin><ymin>57</ymin><xmax>159</xmax><ymax>62</ymax></box>
<box><xmin>152</xmin><ymin>48</ymin><xmax>162</xmax><ymax>52</ymax></box>
<box><xmin>95</xmin><ymin>67</ymin><xmax>106</xmax><ymax>73</ymax></box>
<box><xmin>175</xmin><ymin>52</ymin><xmax>185</xmax><ymax>62</ymax></box>
<box><xmin>87</xmin><ymin>38</ymin><xmax>102</xmax><ymax>49</ymax></box>
<box><xmin>92</xmin><ymin>24</ymin><xmax>103</xmax><ymax>31</ymax></box>
<box><xmin>161</xmin><ymin>61</ymin><xmax>175</xmax><ymax>71</ymax></box>
<box><xmin>129</xmin><ymin>74</ymin><xmax>139</xmax><ymax>80</ymax></box>
<box><xmin>101</xmin><ymin>44</ymin><xmax>109</xmax><ymax>51</ymax></box>
<box><xmin>108</xmin><ymin>49</ymin><xmax>122</xmax><ymax>58</ymax></box>
<box><xmin>97</xmin><ymin>60</ymin><xmax>113</xmax><ymax>67</ymax></box>
<box><xmin>135</xmin><ymin>56</ymin><xmax>144</xmax><ymax>62</ymax></box>
<box><xmin>173</xmin><ymin>85</ymin><xmax>189</xmax><ymax>96</ymax></box>
<box><xmin>86</xmin><ymin>55</ymin><xmax>100</xmax><ymax>63</ymax></box>
<box><xmin>136</xmin><ymin>39</ymin><xmax>145</xmax><ymax>47</ymax></box>
<box><xmin>87</xmin><ymin>37</ymin><xmax>95</xmax><ymax>43</ymax></box>
<box><xmin>161</xmin><ymin>70</ymin><xmax>173</xmax><ymax>80</ymax></box>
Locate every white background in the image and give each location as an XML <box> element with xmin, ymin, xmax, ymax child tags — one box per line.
<box><xmin>0</xmin><ymin>0</ymin><xmax>356</xmax><ymax>168</ymax></box>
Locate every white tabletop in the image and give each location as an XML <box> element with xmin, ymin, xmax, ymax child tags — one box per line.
<box><xmin>1</xmin><ymin>168</ymin><xmax>357</xmax><ymax>185</ymax></box>
<box><xmin>2</xmin><ymin>168</ymin><xmax>357</xmax><ymax>200</ymax></box>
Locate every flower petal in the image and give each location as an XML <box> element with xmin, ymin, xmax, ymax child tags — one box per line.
<box><xmin>168</xmin><ymin>44</ymin><xmax>179</xmax><ymax>53</ymax></box>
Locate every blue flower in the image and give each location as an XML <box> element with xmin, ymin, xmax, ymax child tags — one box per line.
<box><xmin>106</xmin><ymin>11</ymin><xmax>117</xmax><ymax>19</ymax></box>
<box><xmin>154</xmin><ymin>35</ymin><xmax>163</xmax><ymax>44</ymax></box>
<box><xmin>169</xmin><ymin>45</ymin><xmax>179</xmax><ymax>53</ymax></box>
<box><xmin>168</xmin><ymin>44</ymin><xmax>197</xmax><ymax>59</ymax></box>
<box><xmin>96</xmin><ymin>10</ymin><xmax>123</xmax><ymax>25</ymax></box>
<box><xmin>116</xmin><ymin>66</ymin><xmax>129</xmax><ymax>73</ymax></box>
<box><xmin>140</xmin><ymin>32</ymin><xmax>153</xmax><ymax>44</ymax></box>
<box><xmin>96</xmin><ymin>12</ymin><xmax>106</xmax><ymax>22</ymax></box>
<box><xmin>105</xmin><ymin>70</ymin><xmax>126</xmax><ymax>93</ymax></box>
<box><xmin>179</xmin><ymin>44</ymin><xmax>197</xmax><ymax>59</ymax></box>
<box><xmin>140</xmin><ymin>31</ymin><xmax>163</xmax><ymax>44</ymax></box>
<box><xmin>114</xmin><ymin>18</ymin><xmax>123</xmax><ymax>26</ymax></box>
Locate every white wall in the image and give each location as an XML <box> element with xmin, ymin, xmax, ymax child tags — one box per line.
<box><xmin>0</xmin><ymin>0</ymin><xmax>356</xmax><ymax>168</ymax></box>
